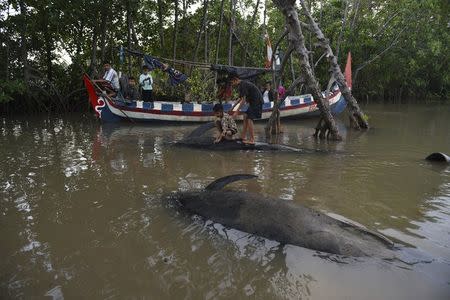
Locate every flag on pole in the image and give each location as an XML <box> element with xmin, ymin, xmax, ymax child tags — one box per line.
<box><xmin>344</xmin><ymin>52</ymin><xmax>352</xmax><ymax>89</ymax></box>
<box><xmin>264</xmin><ymin>31</ymin><xmax>273</xmax><ymax>69</ymax></box>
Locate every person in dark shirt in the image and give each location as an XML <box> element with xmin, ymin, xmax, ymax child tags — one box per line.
<box><xmin>123</xmin><ymin>77</ymin><xmax>140</xmax><ymax>102</ymax></box>
<box><xmin>230</xmin><ymin>75</ymin><xmax>263</xmax><ymax>144</ymax></box>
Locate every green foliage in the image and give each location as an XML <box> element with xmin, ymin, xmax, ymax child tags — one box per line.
<box><xmin>187</xmin><ymin>70</ymin><xmax>215</xmax><ymax>103</ymax></box>
<box><xmin>362</xmin><ymin>113</ymin><xmax>369</xmax><ymax>122</ymax></box>
<box><xmin>0</xmin><ymin>80</ymin><xmax>26</xmax><ymax>103</ymax></box>
<box><xmin>311</xmin><ymin>0</ymin><xmax>450</xmax><ymax>100</ymax></box>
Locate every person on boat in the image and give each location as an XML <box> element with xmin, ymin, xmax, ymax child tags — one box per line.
<box><xmin>123</xmin><ymin>76</ymin><xmax>140</xmax><ymax>102</ymax></box>
<box><xmin>139</xmin><ymin>65</ymin><xmax>153</xmax><ymax>102</ymax></box>
<box><xmin>101</xmin><ymin>62</ymin><xmax>120</xmax><ymax>92</ymax></box>
<box><xmin>213</xmin><ymin>103</ymin><xmax>238</xmax><ymax>143</ymax></box>
<box><xmin>229</xmin><ymin>75</ymin><xmax>263</xmax><ymax>145</ymax></box>
<box><xmin>262</xmin><ymin>81</ymin><xmax>275</xmax><ymax>103</ymax></box>
<box><xmin>277</xmin><ymin>84</ymin><xmax>286</xmax><ymax>100</ymax></box>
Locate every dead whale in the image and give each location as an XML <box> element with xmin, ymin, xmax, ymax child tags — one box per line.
<box><xmin>175</xmin><ymin>122</ymin><xmax>310</xmax><ymax>152</ymax></box>
<box><xmin>425</xmin><ymin>152</ymin><xmax>450</xmax><ymax>163</ymax></box>
<box><xmin>171</xmin><ymin>174</ymin><xmax>396</xmax><ymax>258</ymax></box>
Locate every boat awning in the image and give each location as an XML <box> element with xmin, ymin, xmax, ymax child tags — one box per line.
<box><xmin>210</xmin><ymin>64</ymin><xmax>275</xmax><ymax>80</ymax></box>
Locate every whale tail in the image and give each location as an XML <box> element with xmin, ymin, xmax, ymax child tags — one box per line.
<box><xmin>205</xmin><ymin>174</ymin><xmax>258</xmax><ymax>191</ymax></box>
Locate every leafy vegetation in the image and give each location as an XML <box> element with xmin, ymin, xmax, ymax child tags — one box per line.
<box><xmin>0</xmin><ymin>0</ymin><xmax>448</xmax><ymax>113</ymax></box>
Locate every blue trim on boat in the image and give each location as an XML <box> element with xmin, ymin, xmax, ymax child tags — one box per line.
<box><xmin>291</xmin><ymin>99</ymin><xmax>300</xmax><ymax>106</ymax></box>
<box><xmin>143</xmin><ymin>102</ymin><xmax>153</xmax><ymax>110</ymax></box>
<box><xmin>161</xmin><ymin>104</ymin><xmax>173</xmax><ymax>112</ymax></box>
<box><xmin>201</xmin><ymin>104</ymin><xmax>213</xmax><ymax>112</ymax></box>
<box><xmin>182</xmin><ymin>103</ymin><xmax>194</xmax><ymax>112</ymax></box>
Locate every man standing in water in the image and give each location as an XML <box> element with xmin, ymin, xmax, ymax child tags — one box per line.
<box><xmin>230</xmin><ymin>75</ymin><xmax>263</xmax><ymax>145</ymax></box>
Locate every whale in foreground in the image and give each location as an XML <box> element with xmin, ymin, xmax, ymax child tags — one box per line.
<box><xmin>171</xmin><ymin>174</ymin><xmax>396</xmax><ymax>258</ymax></box>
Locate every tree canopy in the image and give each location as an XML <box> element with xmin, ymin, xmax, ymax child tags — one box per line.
<box><xmin>0</xmin><ymin>0</ymin><xmax>448</xmax><ymax>112</ymax></box>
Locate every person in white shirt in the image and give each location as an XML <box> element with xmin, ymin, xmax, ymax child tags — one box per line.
<box><xmin>262</xmin><ymin>81</ymin><xmax>275</xmax><ymax>103</ymax></box>
<box><xmin>139</xmin><ymin>65</ymin><xmax>153</xmax><ymax>102</ymax></box>
<box><xmin>101</xmin><ymin>62</ymin><xmax>120</xmax><ymax>91</ymax></box>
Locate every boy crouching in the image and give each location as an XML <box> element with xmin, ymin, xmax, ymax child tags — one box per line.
<box><xmin>213</xmin><ymin>103</ymin><xmax>238</xmax><ymax>143</ymax></box>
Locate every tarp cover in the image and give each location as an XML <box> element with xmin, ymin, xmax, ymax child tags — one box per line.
<box><xmin>143</xmin><ymin>55</ymin><xmax>188</xmax><ymax>86</ymax></box>
<box><xmin>210</xmin><ymin>64</ymin><xmax>273</xmax><ymax>80</ymax></box>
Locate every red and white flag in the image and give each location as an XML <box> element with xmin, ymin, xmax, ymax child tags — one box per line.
<box><xmin>264</xmin><ymin>32</ymin><xmax>273</xmax><ymax>69</ymax></box>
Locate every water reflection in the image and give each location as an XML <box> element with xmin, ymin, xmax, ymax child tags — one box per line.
<box><xmin>1</xmin><ymin>107</ymin><xmax>450</xmax><ymax>299</ymax></box>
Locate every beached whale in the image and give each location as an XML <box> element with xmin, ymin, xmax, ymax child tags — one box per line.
<box><xmin>170</xmin><ymin>174</ymin><xmax>396</xmax><ymax>258</ymax></box>
<box><xmin>175</xmin><ymin>122</ymin><xmax>309</xmax><ymax>152</ymax></box>
<box><xmin>425</xmin><ymin>152</ymin><xmax>450</xmax><ymax>163</ymax></box>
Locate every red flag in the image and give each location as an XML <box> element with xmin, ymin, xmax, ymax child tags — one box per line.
<box><xmin>344</xmin><ymin>52</ymin><xmax>352</xmax><ymax>89</ymax></box>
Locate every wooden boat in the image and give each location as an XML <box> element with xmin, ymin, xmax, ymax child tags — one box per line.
<box><xmin>84</xmin><ymin>75</ymin><xmax>346</xmax><ymax>123</ymax></box>
<box><xmin>84</xmin><ymin>53</ymin><xmax>351</xmax><ymax>123</ymax></box>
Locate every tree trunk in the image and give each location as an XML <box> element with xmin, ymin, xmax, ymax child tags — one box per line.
<box><xmin>265</xmin><ymin>76</ymin><xmax>305</xmax><ymax>137</ymax></box>
<box><xmin>173</xmin><ymin>0</ymin><xmax>179</xmax><ymax>61</ymax></box>
<box><xmin>192</xmin><ymin>0</ymin><xmax>209</xmax><ymax>65</ymax></box>
<box><xmin>89</xmin><ymin>24</ymin><xmax>99</xmax><ymax>78</ymax></box>
<box><xmin>157</xmin><ymin>0</ymin><xmax>165</xmax><ymax>52</ymax></box>
<box><xmin>271</xmin><ymin>0</ymin><xmax>342</xmax><ymax>140</ymax></box>
<box><xmin>242</xmin><ymin>0</ymin><xmax>260</xmax><ymax>66</ymax></box>
<box><xmin>18</xmin><ymin>0</ymin><xmax>29</xmax><ymax>82</ymax></box>
<box><xmin>181</xmin><ymin>0</ymin><xmax>189</xmax><ymax>61</ymax></box>
<box><xmin>44</xmin><ymin>23</ymin><xmax>53</xmax><ymax>81</ymax></box>
<box><xmin>214</xmin><ymin>0</ymin><xmax>226</xmax><ymax>94</ymax></box>
<box><xmin>290</xmin><ymin>55</ymin><xmax>296</xmax><ymax>81</ymax></box>
<box><xmin>270</xmin><ymin>29</ymin><xmax>288</xmax><ymax>85</ymax></box>
<box><xmin>215</xmin><ymin>0</ymin><xmax>226</xmax><ymax>64</ymax></box>
<box><xmin>99</xmin><ymin>6</ymin><xmax>108</xmax><ymax>64</ymax></box>
<box><xmin>126</xmin><ymin>0</ymin><xmax>132</xmax><ymax>75</ymax></box>
<box><xmin>228</xmin><ymin>0</ymin><xmax>236</xmax><ymax>66</ymax></box>
<box><xmin>299</xmin><ymin>0</ymin><xmax>369</xmax><ymax>130</ymax></box>
<box><xmin>75</xmin><ymin>20</ymin><xmax>84</xmax><ymax>63</ymax></box>
<box><xmin>335</xmin><ymin>0</ymin><xmax>350</xmax><ymax>61</ymax></box>
<box><xmin>204</xmin><ymin>2</ymin><xmax>208</xmax><ymax>62</ymax></box>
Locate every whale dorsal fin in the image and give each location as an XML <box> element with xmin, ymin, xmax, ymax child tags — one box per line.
<box><xmin>205</xmin><ymin>174</ymin><xmax>258</xmax><ymax>191</ymax></box>
<box><xmin>186</xmin><ymin>122</ymin><xmax>216</xmax><ymax>139</ymax></box>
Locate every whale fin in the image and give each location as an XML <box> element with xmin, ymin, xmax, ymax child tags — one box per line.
<box><xmin>205</xmin><ymin>174</ymin><xmax>258</xmax><ymax>191</ymax></box>
<box><xmin>186</xmin><ymin>122</ymin><xmax>216</xmax><ymax>139</ymax></box>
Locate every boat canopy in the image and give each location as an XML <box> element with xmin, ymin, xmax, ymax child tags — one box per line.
<box><xmin>210</xmin><ymin>64</ymin><xmax>273</xmax><ymax>80</ymax></box>
<box><xmin>124</xmin><ymin>47</ymin><xmax>274</xmax><ymax>84</ymax></box>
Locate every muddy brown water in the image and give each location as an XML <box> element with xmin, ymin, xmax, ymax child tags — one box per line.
<box><xmin>1</xmin><ymin>103</ymin><xmax>449</xmax><ymax>299</ymax></box>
